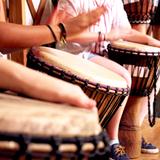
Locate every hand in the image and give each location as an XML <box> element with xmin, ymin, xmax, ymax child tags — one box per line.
<box><xmin>64</xmin><ymin>6</ymin><xmax>107</xmax><ymax>36</ymax></box>
<box><xmin>105</xmin><ymin>27</ymin><xmax>131</xmax><ymax>42</ymax></box>
<box><xmin>56</xmin><ymin>80</ymin><xmax>97</xmax><ymax>109</ymax></box>
<box><xmin>0</xmin><ymin>59</ymin><xmax>96</xmax><ymax>110</ymax></box>
<box><xmin>48</xmin><ymin>6</ymin><xmax>107</xmax><ymax>37</ymax></box>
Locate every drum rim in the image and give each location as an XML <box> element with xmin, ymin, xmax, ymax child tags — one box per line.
<box><xmin>0</xmin><ymin>130</ymin><xmax>109</xmax><ymax>158</ymax></box>
<box><xmin>107</xmin><ymin>44</ymin><xmax>160</xmax><ymax>56</ymax></box>
<box><xmin>27</xmin><ymin>52</ymin><xmax>129</xmax><ymax>96</ymax></box>
<box><xmin>0</xmin><ymin>130</ymin><xmax>107</xmax><ymax>144</ymax></box>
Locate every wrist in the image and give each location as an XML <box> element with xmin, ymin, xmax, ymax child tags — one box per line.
<box><xmin>46</xmin><ymin>24</ymin><xmax>58</xmax><ymax>42</ymax></box>
<box><xmin>104</xmin><ymin>33</ymin><xmax>107</xmax><ymax>41</ymax></box>
<box><xmin>98</xmin><ymin>32</ymin><xmax>107</xmax><ymax>41</ymax></box>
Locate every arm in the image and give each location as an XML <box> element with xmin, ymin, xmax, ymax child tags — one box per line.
<box><xmin>105</xmin><ymin>27</ymin><xmax>160</xmax><ymax>48</ymax></box>
<box><xmin>122</xmin><ymin>28</ymin><xmax>160</xmax><ymax>48</ymax></box>
<box><xmin>0</xmin><ymin>6</ymin><xmax>106</xmax><ymax>53</ymax></box>
<box><xmin>0</xmin><ymin>22</ymin><xmax>58</xmax><ymax>53</ymax></box>
<box><xmin>0</xmin><ymin>58</ymin><xmax>96</xmax><ymax>109</ymax></box>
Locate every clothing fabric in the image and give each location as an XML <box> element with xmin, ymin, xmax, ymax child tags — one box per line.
<box><xmin>57</xmin><ymin>0</ymin><xmax>131</xmax><ymax>59</ymax></box>
<box><xmin>40</xmin><ymin>0</ymin><xmax>54</xmax><ymax>24</ymax></box>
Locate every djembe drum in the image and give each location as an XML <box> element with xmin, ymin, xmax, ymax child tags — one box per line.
<box><xmin>107</xmin><ymin>40</ymin><xmax>160</xmax><ymax>158</ymax></box>
<box><xmin>0</xmin><ymin>92</ymin><xmax>110</xmax><ymax>160</ymax></box>
<box><xmin>122</xmin><ymin>0</ymin><xmax>158</xmax><ymax>34</ymax></box>
<box><xmin>27</xmin><ymin>47</ymin><xmax>130</xmax><ymax>128</ymax></box>
<box><xmin>123</xmin><ymin>0</ymin><xmax>156</xmax><ymax>23</ymax></box>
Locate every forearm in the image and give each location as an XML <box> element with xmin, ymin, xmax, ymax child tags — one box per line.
<box><xmin>0</xmin><ymin>59</ymin><xmax>96</xmax><ymax>109</ymax></box>
<box><xmin>67</xmin><ymin>31</ymin><xmax>99</xmax><ymax>43</ymax></box>
<box><xmin>123</xmin><ymin>29</ymin><xmax>160</xmax><ymax>47</ymax></box>
<box><xmin>0</xmin><ymin>22</ymin><xmax>60</xmax><ymax>53</ymax></box>
<box><xmin>122</xmin><ymin>29</ymin><xmax>149</xmax><ymax>44</ymax></box>
<box><xmin>0</xmin><ymin>59</ymin><xmax>61</xmax><ymax>100</ymax></box>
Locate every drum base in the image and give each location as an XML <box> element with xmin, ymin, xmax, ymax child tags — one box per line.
<box><xmin>119</xmin><ymin>96</ymin><xmax>146</xmax><ymax>159</ymax></box>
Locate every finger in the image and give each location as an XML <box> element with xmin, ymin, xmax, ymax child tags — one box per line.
<box><xmin>89</xmin><ymin>6</ymin><xmax>107</xmax><ymax>21</ymax></box>
<box><xmin>64</xmin><ymin>93</ymin><xmax>96</xmax><ymax>109</ymax></box>
<box><xmin>77</xmin><ymin>97</ymin><xmax>97</xmax><ymax>109</ymax></box>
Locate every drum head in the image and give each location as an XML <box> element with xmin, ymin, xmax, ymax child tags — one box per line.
<box><xmin>0</xmin><ymin>93</ymin><xmax>101</xmax><ymax>137</ymax></box>
<box><xmin>110</xmin><ymin>40</ymin><xmax>160</xmax><ymax>55</ymax></box>
<box><xmin>32</xmin><ymin>47</ymin><xmax>128</xmax><ymax>89</ymax></box>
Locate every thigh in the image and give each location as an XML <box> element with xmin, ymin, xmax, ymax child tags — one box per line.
<box><xmin>89</xmin><ymin>55</ymin><xmax>132</xmax><ymax>87</ymax></box>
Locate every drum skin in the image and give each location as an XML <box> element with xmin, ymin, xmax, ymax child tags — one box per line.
<box><xmin>0</xmin><ymin>92</ymin><xmax>110</xmax><ymax>160</ymax></box>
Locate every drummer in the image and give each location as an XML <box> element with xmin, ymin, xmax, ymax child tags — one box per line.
<box><xmin>46</xmin><ymin>0</ymin><xmax>160</xmax><ymax>159</ymax></box>
<box><xmin>0</xmin><ymin>6</ymin><xmax>106</xmax><ymax>108</ymax></box>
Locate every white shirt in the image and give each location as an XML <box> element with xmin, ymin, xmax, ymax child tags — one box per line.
<box><xmin>57</xmin><ymin>0</ymin><xmax>131</xmax><ymax>58</ymax></box>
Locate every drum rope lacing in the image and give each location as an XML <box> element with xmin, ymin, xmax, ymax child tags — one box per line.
<box><xmin>0</xmin><ymin>131</ymin><xmax>110</xmax><ymax>159</ymax></box>
<box><xmin>27</xmin><ymin>51</ymin><xmax>130</xmax><ymax>128</ymax></box>
<box><xmin>148</xmin><ymin>56</ymin><xmax>158</xmax><ymax>127</ymax></box>
<box><xmin>27</xmin><ymin>53</ymin><xmax>128</xmax><ymax>94</ymax></box>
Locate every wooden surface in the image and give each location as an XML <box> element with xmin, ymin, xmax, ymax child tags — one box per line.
<box><xmin>132</xmin><ymin>117</ymin><xmax>160</xmax><ymax>160</ymax></box>
<box><xmin>8</xmin><ymin>0</ymin><xmax>27</xmax><ymax>65</ymax></box>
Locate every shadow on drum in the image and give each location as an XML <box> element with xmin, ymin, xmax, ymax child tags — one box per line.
<box><xmin>0</xmin><ymin>92</ymin><xmax>110</xmax><ymax>160</ymax></box>
<box><xmin>27</xmin><ymin>47</ymin><xmax>130</xmax><ymax>129</ymax></box>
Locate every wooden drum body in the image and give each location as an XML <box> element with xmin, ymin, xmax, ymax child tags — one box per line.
<box><xmin>107</xmin><ymin>40</ymin><xmax>160</xmax><ymax>158</ymax></box>
<box><xmin>27</xmin><ymin>47</ymin><xmax>129</xmax><ymax>129</ymax></box>
<box><xmin>0</xmin><ymin>92</ymin><xmax>110</xmax><ymax>160</ymax></box>
<box><xmin>122</xmin><ymin>0</ymin><xmax>158</xmax><ymax>34</ymax></box>
<box><xmin>123</xmin><ymin>0</ymin><xmax>156</xmax><ymax>24</ymax></box>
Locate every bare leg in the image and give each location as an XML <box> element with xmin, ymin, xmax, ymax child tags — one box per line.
<box><xmin>89</xmin><ymin>55</ymin><xmax>131</xmax><ymax>140</ymax></box>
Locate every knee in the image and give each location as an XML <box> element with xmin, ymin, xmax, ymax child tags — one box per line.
<box><xmin>122</xmin><ymin>68</ymin><xmax>132</xmax><ymax>89</ymax></box>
